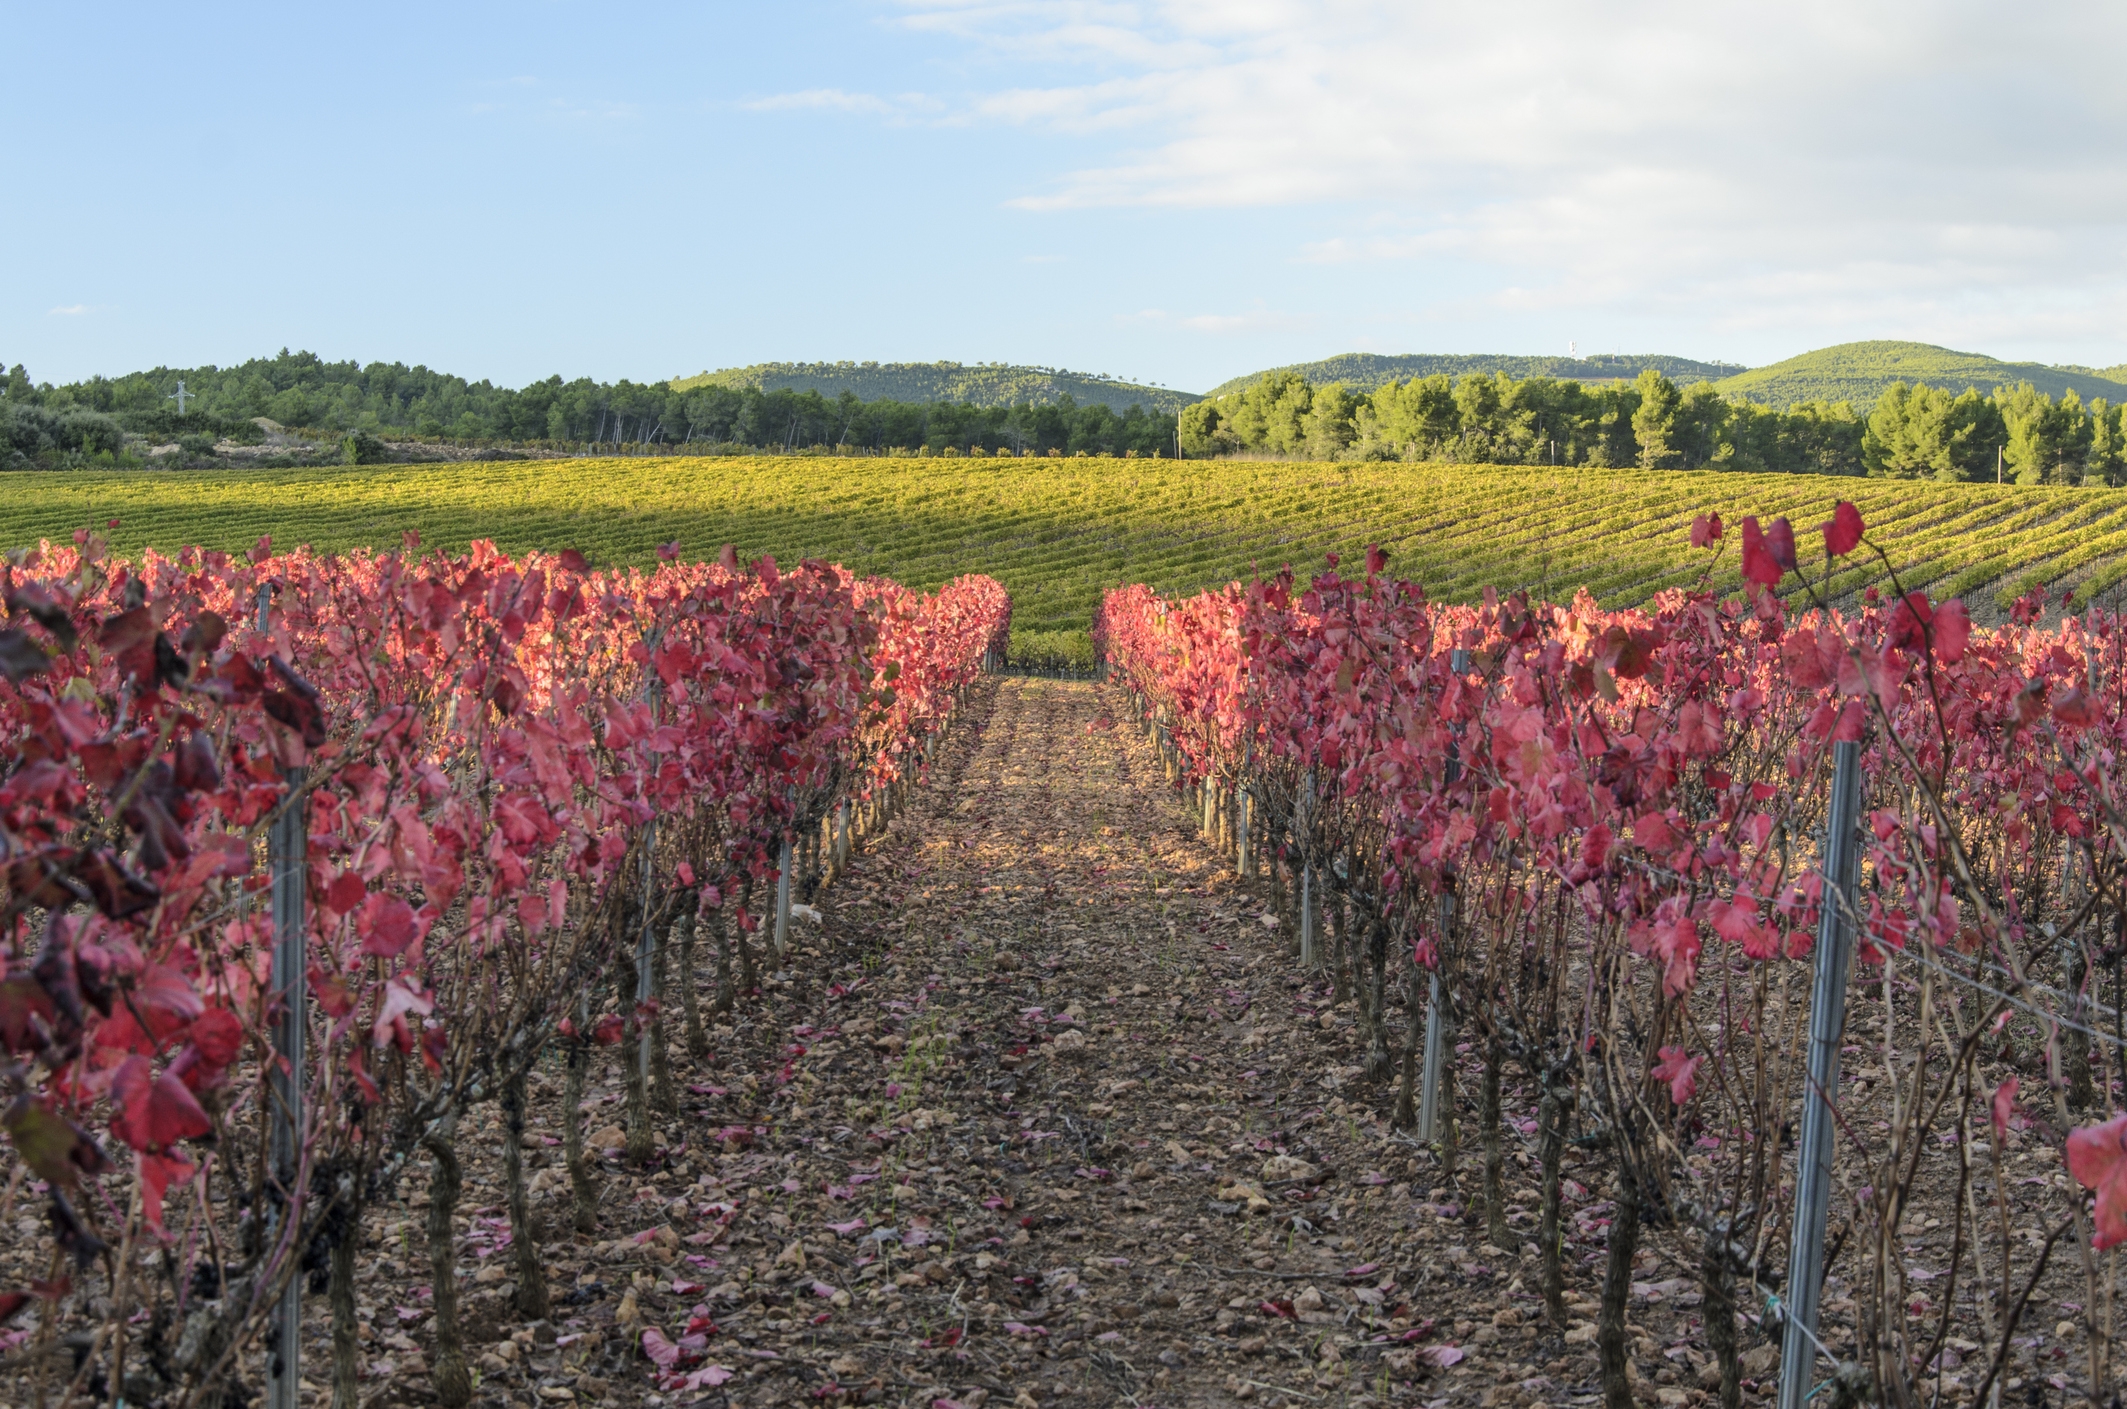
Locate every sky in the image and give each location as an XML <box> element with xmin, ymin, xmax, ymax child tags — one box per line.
<box><xmin>7</xmin><ymin>0</ymin><xmax>2126</xmax><ymax>394</ymax></box>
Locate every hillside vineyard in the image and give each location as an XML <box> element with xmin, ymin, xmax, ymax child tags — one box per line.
<box><xmin>7</xmin><ymin>459</ymin><xmax>2127</xmax><ymax>641</ymax></box>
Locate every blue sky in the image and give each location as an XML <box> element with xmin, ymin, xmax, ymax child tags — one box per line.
<box><xmin>8</xmin><ymin>1</ymin><xmax>2126</xmax><ymax>393</ymax></box>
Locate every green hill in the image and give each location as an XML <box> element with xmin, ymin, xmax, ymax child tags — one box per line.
<box><xmin>1713</xmin><ymin>341</ymin><xmax>2127</xmax><ymax>409</ymax></box>
<box><xmin>1203</xmin><ymin>352</ymin><xmax>1744</xmax><ymax>399</ymax></box>
<box><xmin>672</xmin><ymin>361</ymin><xmax>1196</xmax><ymax>414</ymax></box>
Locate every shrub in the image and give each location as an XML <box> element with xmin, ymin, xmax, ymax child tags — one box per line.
<box><xmin>2</xmin><ymin>402</ymin><xmax>127</xmax><ymax>464</ymax></box>
<box><xmin>117</xmin><ymin>407</ymin><xmax>264</xmax><ymax>444</ymax></box>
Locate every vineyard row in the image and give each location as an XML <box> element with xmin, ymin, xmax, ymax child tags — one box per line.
<box><xmin>7</xmin><ymin>460</ymin><xmax>2127</xmax><ymax>642</ymax></box>
<box><xmin>0</xmin><ymin>528</ymin><xmax>1008</xmax><ymax>1407</ymax></box>
<box><xmin>1095</xmin><ymin>511</ymin><xmax>2127</xmax><ymax>1407</ymax></box>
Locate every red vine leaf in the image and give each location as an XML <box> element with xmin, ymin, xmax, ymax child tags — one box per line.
<box><xmin>1820</xmin><ymin>501</ymin><xmax>1864</xmax><ymax>558</ymax></box>
<box><xmin>326</xmin><ymin>871</ymin><xmax>368</xmax><ymax>916</ymax></box>
<box><xmin>2066</xmin><ymin>1113</ymin><xmax>2127</xmax><ymax>1249</ymax></box>
<box><xmin>357</xmin><ymin>893</ymin><xmax>420</xmax><ymax>958</ymax></box>
<box><xmin>1739</xmin><ymin>517</ymin><xmax>1783</xmax><ymax>588</ymax></box>
<box><xmin>110</xmin><ymin>1056</ymin><xmax>213</xmax><ymax>1153</ymax></box>
<box><xmin>1652</xmin><ymin>1046</ymin><xmax>1700</xmax><ymax>1104</ymax></box>
<box><xmin>1991</xmin><ymin>1077</ymin><xmax>2018</xmax><ymax>1143</ymax></box>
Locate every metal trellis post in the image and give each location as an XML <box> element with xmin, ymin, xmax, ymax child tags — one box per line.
<box><xmin>774</xmin><ymin>835</ymin><xmax>794</xmax><ymax>955</ymax></box>
<box><xmin>636</xmin><ymin>636</ymin><xmax>666</xmax><ymax>1086</ymax></box>
<box><xmin>1301</xmin><ymin>863</ymin><xmax>1315</xmax><ymax>967</ymax></box>
<box><xmin>1778</xmin><ymin>738</ymin><xmax>1865</xmax><ymax>1409</ymax></box>
<box><xmin>1299</xmin><ymin>766</ymin><xmax>1317</xmax><ymax>967</ymax></box>
<box><xmin>637</xmin><ymin>817</ymin><xmax>657</xmax><ymax>1084</ymax></box>
<box><xmin>264</xmin><ymin>581</ymin><xmax>305</xmax><ymax>1409</ymax></box>
<box><xmin>1418</xmin><ymin>648</ymin><xmax>1471</xmax><ymax>1143</ymax></box>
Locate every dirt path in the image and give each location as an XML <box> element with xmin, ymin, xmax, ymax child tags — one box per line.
<box><xmin>359</xmin><ymin>677</ymin><xmax>1716</xmax><ymax>1409</ymax></box>
<box><xmin>630</xmin><ymin>674</ymin><xmax>1560</xmax><ymax>1409</ymax></box>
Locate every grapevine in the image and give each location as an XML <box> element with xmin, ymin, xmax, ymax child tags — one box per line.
<box><xmin>1099</xmin><ymin>506</ymin><xmax>2127</xmax><ymax>1403</ymax></box>
<box><xmin>0</xmin><ymin>528</ymin><xmax>1007</xmax><ymax>1408</ymax></box>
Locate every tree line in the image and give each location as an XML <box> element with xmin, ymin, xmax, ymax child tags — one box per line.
<box><xmin>0</xmin><ymin>350</ymin><xmax>1179</xmax><ymax>465</ymax></box>
<box><xmin>663</xmin><ymin>383</ymin><xmax>1176</xmax><ymax>457</ymax></box>
<box><xmin>16</xmin><ymin>348</ymin><xmax>2122</xmax><ymax>481</ymax></box>
<box><xmin>1181</xmin><ymin>367</ymin><xmax>2127</xmax><ymax>483</ymax></box>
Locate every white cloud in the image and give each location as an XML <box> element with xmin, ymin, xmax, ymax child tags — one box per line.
<box><xmin>47</xmin><ymin>304</ymin><xmax>89</xmax><ymax>316</ymax></box>
<box><xmin>746</xmin><ymin>88</ymin><xmax>942</xmax><ymax>119</ymax></box>
<box><xmin>874</xmin><ymin>0</ymin><xmax>2127</xmax><ymax>350</ymax></box>
<box><xmin>749</xmin><ymin>88</ymin><xmax>895</xmax><ymax>115</ymax></box>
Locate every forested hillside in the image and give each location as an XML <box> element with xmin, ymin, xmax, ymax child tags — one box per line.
<box><xmin>14</xmin><ymin>343</ymin><xmax>2126</xmax><ymax>482</ymax></box>
<box><xmin>1712</xmin><ymin>340</ymin><xmax>2127</xmax><ymax>408</ymax></box>
<box><xmin>673</xmin><ymin>360</ymin><xmax>1194</xmax><ymax>412</ymax></box>
<box><xmin>1205</xmin><ymin>341</ymin><xmax>2127</xmax><ymax>414</ymax></box>
<box><xmin>0</xmin><ymin>350</ymin><xmax>1179</xmax><ymax>467</ymax></box>
<box><xmin>1203</xmin><ymin>351</ymin><xmax>1742</xmax><ymax>398</ymax></box>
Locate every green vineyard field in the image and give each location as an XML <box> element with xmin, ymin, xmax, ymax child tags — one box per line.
<box><xmin>4</xmin><ymin>457</ymin><xmax>2125</xmax><ymax>643</ymax></box>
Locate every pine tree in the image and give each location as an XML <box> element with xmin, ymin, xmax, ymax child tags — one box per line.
<box><xmin>1630</xmin><ymin>369</ymin><xmax>1681</xmax><ymax>469</ymax></box>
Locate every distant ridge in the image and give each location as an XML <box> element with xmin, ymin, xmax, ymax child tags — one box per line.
<box><xmin>1198</xmin><ymin>343</ymin><xmax>2127</xmax><ymax>411</ymax></box>
<box><xmin>671</xmin><ymin>361</ymin><xmax>1197</xmax><ymax>413</ymax></box>
<box><xmin>1202</xmin><ymin>352</ymin><xmax>1745</xmax><ymax>399</ymax></box>
<box><xmin>1713</xmin><ymin>341</ymin><xmax>2127</xmax><ymax>409</ymax></box>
